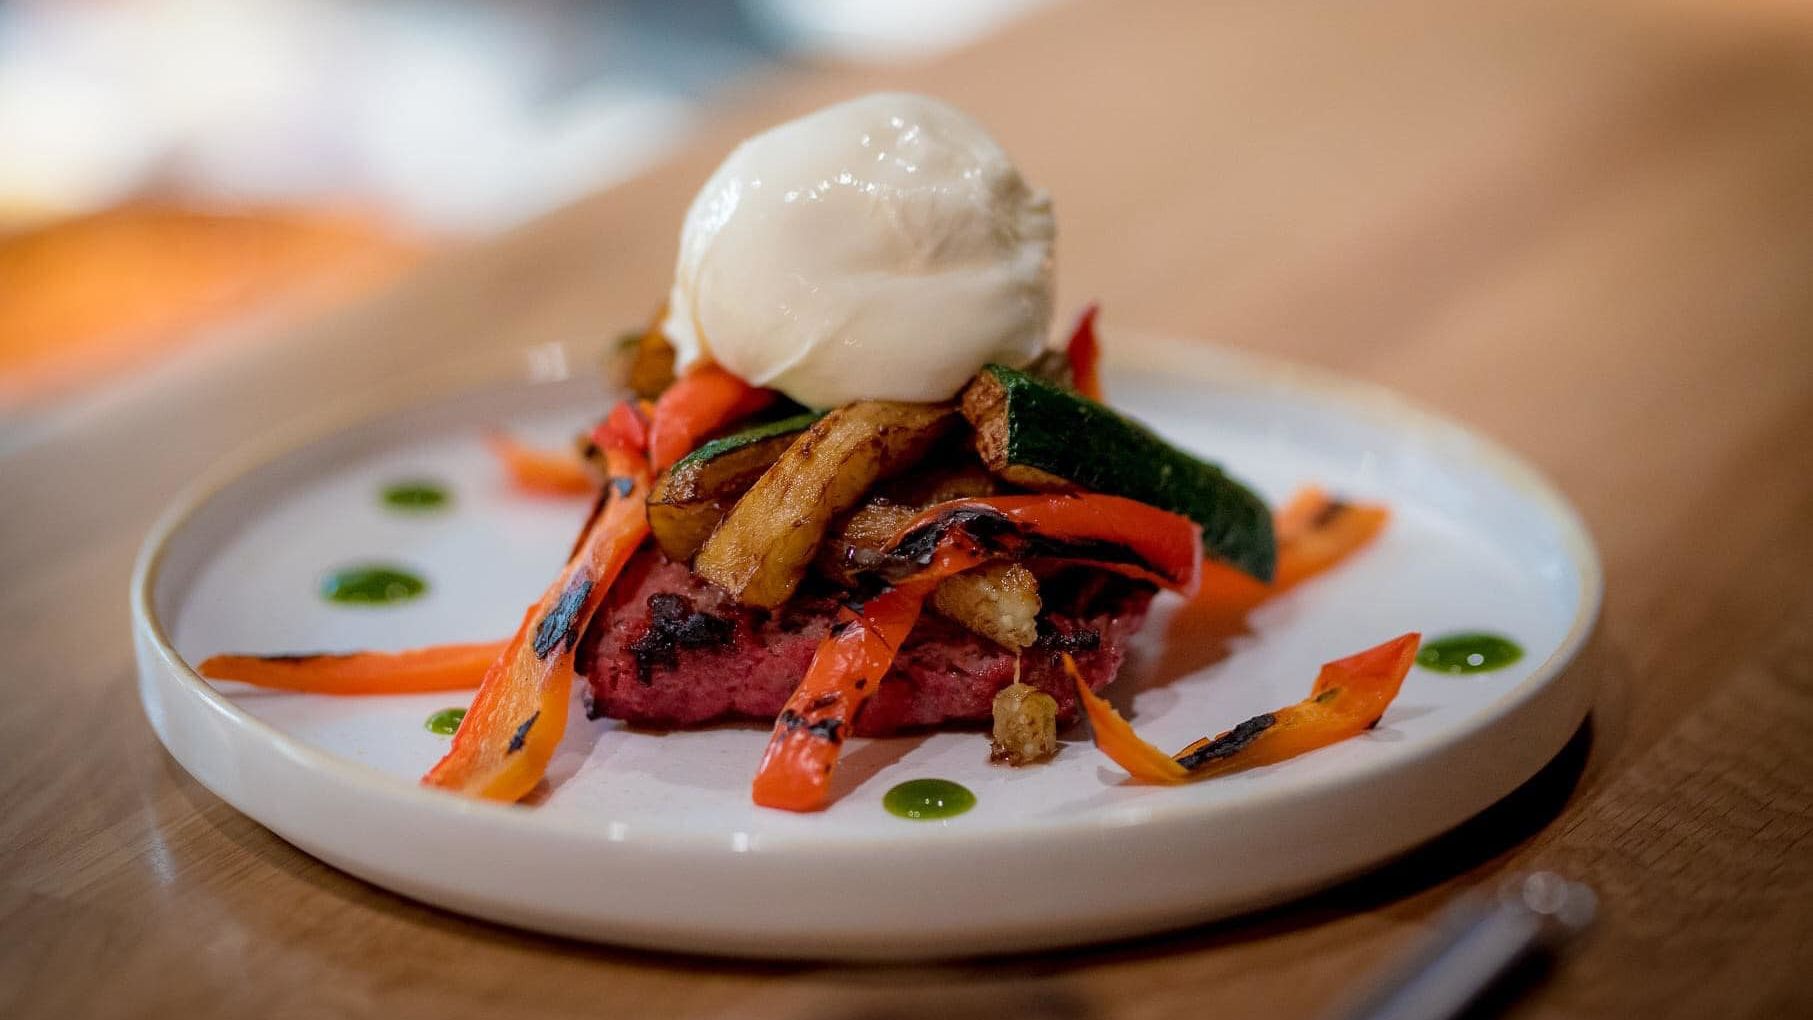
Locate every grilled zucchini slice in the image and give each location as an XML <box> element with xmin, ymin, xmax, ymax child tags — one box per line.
<box><xmin>962</xmin><ymin>364</ymin><xmax>1276</xmax><ymax>581</ymax></box>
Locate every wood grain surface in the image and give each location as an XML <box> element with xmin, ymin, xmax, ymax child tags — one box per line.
<box><xmin>4</xmin><ymin>0</ymin><xmax>1811</xmax><ymax>1016</ymax></box>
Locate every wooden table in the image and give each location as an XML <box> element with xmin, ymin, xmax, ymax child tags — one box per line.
<box><xmin>5</xmin><ymin>0</ymin><xmax>1810</xmax><ymax>1015</ymax></box>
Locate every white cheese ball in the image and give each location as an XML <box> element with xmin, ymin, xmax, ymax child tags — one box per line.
<box><xmin>662</xmin><ymin>93</ymin><xmax>1054</xmax><ymax>407</ymax></box>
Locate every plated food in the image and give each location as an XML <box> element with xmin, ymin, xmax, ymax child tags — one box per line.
<box><xmin>198</xmin><ymin>94</ymin><xmax>1426</xmax><ymax>813</ymax></box>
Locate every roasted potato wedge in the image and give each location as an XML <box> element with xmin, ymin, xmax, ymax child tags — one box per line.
<box><xmin>932</xmin><ymin>562</ymin><xmax>1041</xmax><ymax>649</ymax></box>
<box><xmin>646</xmin><ymin>413</ymin><xmax>820</xmax><ymax>562</ymax></box>
<box><xmin>694</xmin><ymin>401</ymin><xmax>957</xmax><ymax>607</ymax></box>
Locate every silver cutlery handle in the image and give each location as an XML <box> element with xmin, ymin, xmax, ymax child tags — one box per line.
<box><xmin>1328</xmin><ymin>872</ymin><xmax>1597</xmax><ymax>1020</ymax></box>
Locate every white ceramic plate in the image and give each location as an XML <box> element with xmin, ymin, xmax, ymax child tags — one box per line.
<box><xmin>133</xmin><ymin>337</ymin><xmax>1600</xmax><ymax>960</ymax></box>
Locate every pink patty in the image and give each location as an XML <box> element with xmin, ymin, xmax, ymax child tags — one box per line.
<box><xmin>576</xmin><ymin>550</ymin><xmax>1153</xmax><ymax>736</ymax></box>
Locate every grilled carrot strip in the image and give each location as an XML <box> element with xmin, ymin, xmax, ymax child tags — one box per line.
<box><xmin>750</xmin><ymin>545</ymin><xmax>984</xmax><ymax>813</ymax></box>
<box><xmin>197</xmin><ymin>642</ymin><xmax>503</xmax><ymax>694</ymax></box>
<box><xmin>423</xmin><ymin>407</ymin><xmax>652</xmax><ymax>801</ymax></box>
<box><xmin>1073</xmin><ymin>632</ymin><xmax>1421</xmax><ymax>783</ymax></box>
<box><xmin>752</xmin><ymin>493</ymin><xmax>1203</xmax><ymax>812</ymax></box>
<box><xmin>1192</xmin><ymin>487</ymin><xmax>1389</xmax><ymax>608</ymax></box>
<box><xmin>646</xmin><ymin>363</ymin><xmax>775</xmax><ymax>471</ymax></box>
<box><xmin>1066</xmin><ymin>303</ymin><xmax>1103</xmax><ymax>401</ymax></box>
<box><xmin>485</xmin><ymin>432</ymin><xmax>595</xmax><ymax>496</ymax></box>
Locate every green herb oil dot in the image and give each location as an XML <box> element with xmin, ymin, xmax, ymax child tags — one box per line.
<box><xmin>381</xmin><ymin>480</ymin><xmax>451</xmax><ymax>512</ymax></box>
<box><xmin>321</xmin><ymin>565</ymin><xmax>427</xmax><ymax>605</ymax></box>
<box><xmin>425</xmin><ymin>707</ymin><xmax>466</xmax><ymax>735</ymax></box>
<box><xmin>1417</xmin><ymin>632</ymin><xmax>1524</xmax><ymax>674</ymax></box>
<box><xmin>883</xmin><ymin>779</ymin><xmax>976</xmax><ymax>820</ymax></box>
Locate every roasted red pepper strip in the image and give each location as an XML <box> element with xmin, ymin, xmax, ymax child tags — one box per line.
<box><xmin>883</xmin><ymin>493</ymin><xmax>1202</xmax><ymax>594</ymax></box>
<box><xmin>1066</xmin><ymin>303</ymin><xmax>1103</xmax><ymax>400</ymax></box>
<box><xmin>197</xmin><ymin>641</ymin><xmax>503</xmax><ymax>694</ymax></box>
<box><xmin>646</xmin><ymin>363</ymin><xmax>774</xmax><ymax>471</ymax></box>
<box><xmin>1073</xmin><ymin>632</ymin><xmax>1421</xmax><ymax>783</ymax></box>
<box><xmin>751</xmin><ymin>493</ymin><xmax>1202</xmax><ymax>812</ymax></box>
<box><xmin>485</xmin><ymin>432</ymin><xmax>595</xmax><ymax>496</ymax></box>
<box><xmin>592</xmin><ymin>398</ymin><xmax>652</xmax><ymax>454</ymax></box>
<box><xmin>423</xmin><ymin>413</ymin><xmax>652</xmax><ymax>801</ymax></box>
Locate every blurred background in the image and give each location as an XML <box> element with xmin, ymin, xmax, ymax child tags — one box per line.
<box><xmin>0</xmin><ymin>0</ymin><xmax>1050</xmax><ymax>449</ymax></box>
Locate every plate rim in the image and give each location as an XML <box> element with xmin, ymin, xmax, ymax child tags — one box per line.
<box><xmin>132</xmin><ymin>333</ymin><xmax>1603</xmax><ymax>854</ymax></box>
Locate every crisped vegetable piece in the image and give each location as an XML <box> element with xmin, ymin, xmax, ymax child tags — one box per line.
<box><xmin>198</xmin><ymin>641</ymin><xmax>503</xmax><ymax>694</ymax></box>
<box><xmin>989</xmin><ymin>680</ymin><xmax>1059</xmax><ymax>765</ymax></box>
<box><xmin>962</xmin><ymin>364</ymin><xmax>1275</xmax><ymax>581</ymax></box>
<box><xmin>932</xmin><ymin>562</ymin><xmax>1041</xmax><ymax>649</ymax></box>
<box><xmin>423</xmin><ymin>403</ymin><xmax>652</xmax><ymax>801</ymax></box>
<box><xmin>1072</xmin><ymin>632</ymin><xmax>1421</xmax><ymax>783</ymax></box>
<box><xmin>647</xmin><ymin>412</ymin><xmax>821</xmax><ymax>562</ymax></box>
<box><xmin>695</xmin><ymin>401</ymin><xmax>957</xmax><ymax>608</ymax></box>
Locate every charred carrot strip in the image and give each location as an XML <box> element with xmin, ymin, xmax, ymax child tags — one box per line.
<box><xmin>1269</xmin><ymin>486</ymin><xmax>1390</xmax><ymax>589</ymax></box>
<box><xmin>751</xmin><ymin>542</ymin><xmax>989</xmax><ymax>812</ymax></box>
<box><xmin>485</xmin><ymin>432</ymin><xmax>595</xmax><ymax>496</ymax></box>
<box><xmin>1066</xmin><ymin>303</ymin><xmax>1103</xmax><ymax>400</ymax></box>
<box><xmin>197</xmin><ymin>641</ymin><xmax>504</xmax><ymax>694</ymax></box>
<box><xmin>1193</xmin><ymin>487</ymin><xmax>1389</xmax><ymax>607</ymax></box>
<box><xmin>646</xmin><ymin>363</ymin><xmax>774</xmax><ymax>471</ymax></box>
<box><xmin>423</xmin><ymin>416</ymin><xmax>652</xmax><ymax>801</ymax></box>
<box><xmin>1072</xmin><ymin>632</ymin><xmax>1421</xmax><ymax>783</ymax></box>
<box><xmin>1071</xmin><ymin>657</ymin><xmax>1189</xmax><ymax>783</ymax></box>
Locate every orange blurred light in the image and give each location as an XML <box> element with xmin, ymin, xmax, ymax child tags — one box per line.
<box><xmin>0</xmin><ymin>205</ymin><xmax>422</xmax><ymax>408</ymax></box>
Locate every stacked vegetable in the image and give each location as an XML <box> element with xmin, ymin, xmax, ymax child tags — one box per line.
<box><xmin>199</xmin><ymin>308</ymin><xmax>1409</xmax><ymax>812</ymax></box>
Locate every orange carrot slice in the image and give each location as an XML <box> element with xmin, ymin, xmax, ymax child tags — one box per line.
<box><xmin>1192</xmin><ymin>487</ymin><xmax>1389</xmax><ymax>609</ymax></box>
<box><xmin>422</xmin><ymin>428</ymin><xmax>651</xmax><ymax>801</ymax></box>
<box><xmin>485</xmin><ymin>432</ymin><xmax>595</xmax><ymax>496</ymax></box>
<box><xmin>749</xmin><ymin>582</ymin><xmax>940</xmax><ymax>812</ymax></box>
<box><xmin>197</xmin><ymin>642</ymin><xmax>504</xmax><ymax>694</ymax></box>
<box><xmin>1072</xmin><ymin>632</ymin><xmax>1422</xmax><ymax>783</ymax></box>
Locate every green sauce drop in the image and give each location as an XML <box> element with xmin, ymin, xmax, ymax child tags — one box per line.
<box><xmin>425</xmin><ymin>707</ymin><xmax>467</xmax><ymax>735</ymax></box>
<box><xmin>883</xmin><ymin>779</ymin><xmax>976</xmax><ymax>820</ymax></box>
<box><xmin>381</xmin><ymin>480</ymin><xmax>451</xmax><ymax>512</ymax></box>
<box><xmin>1417</xmin><ymin>632</ymin><xmax>1524</xmax><ymax>674</ymax></box>
<box><xmin>321</xmin><ymin>565</ymin><xmax>427</xmax><ymax>605</ymax></box>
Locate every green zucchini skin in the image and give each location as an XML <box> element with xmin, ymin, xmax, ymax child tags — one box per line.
<box><xmin>964</xmin><ymin>364</ymin><xmax>1276</xmax><ymax>581</ymax></box>
<box><xmin>648</xmin><ymin>411</ymin><xmax>824</xmax><ymax>562</ymax></box>
<box><xmin>669</xmin><ymin>411</ymin><xmax>824</xmax><ymax>475</ymax></box>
